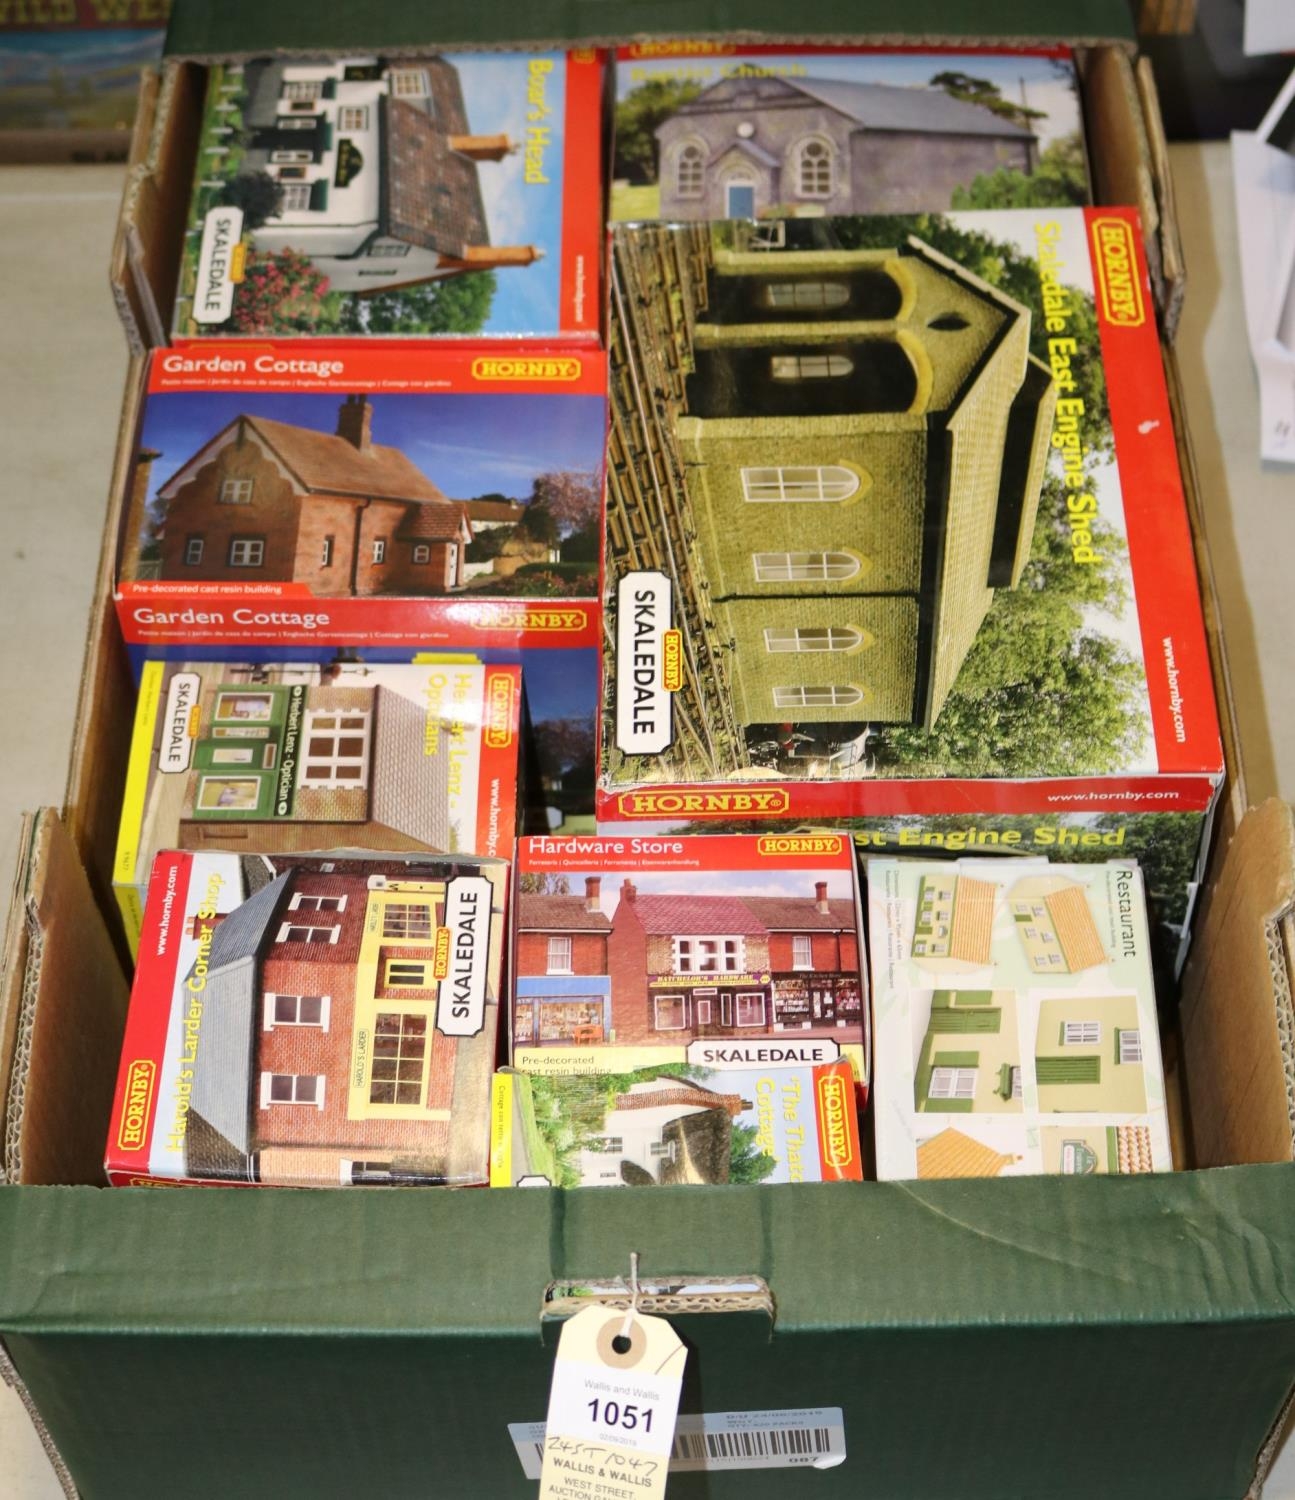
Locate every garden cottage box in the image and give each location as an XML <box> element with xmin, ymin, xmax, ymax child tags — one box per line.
<box><xmin>174</xmin><ymin>49</ymin><xmax>603</xmax><ymax>341</ymax></box>
<box><xmin>114</xmin><ymin>342</ymin><xmax>607</xmax><ymax>651</ymax></box>
<box><xmin>598</xmin><ymin>204</ymin><xmax>1222</xmax><ymax>973</ymax></box>
<box><xmin>113</xmin><ymin>658</ymin><xmax>521</xmax><ymax>953</ymax></box>
<box><xmin>106</xmin><ymin>848</ymin><xmax>508</xmax><ymax>1187</ymax></box>
<box><xmin>867</xmin><ymin>855</ymin><xmax>1170</xmax><ymax>1180</ymax></box>
<box><xmin>611</xmin><ymin>41</ymin><xmax>1089</xmax><ymax>223</ymax></box>
<box><xmin>510</xmin><ymin>832</ymin><xmax>866</xmax><ymax>1084</ymax></box>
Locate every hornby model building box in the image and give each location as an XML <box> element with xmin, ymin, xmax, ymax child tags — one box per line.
<box><xmin>867</xmin><ymin>855</ymin><xmax>1170</xmax><ymax>1180</ymax></box>
<box><xmin>490</xmin><ymin>1059</ymin><xmax>862</xmax><ymax>1187</ymax></box>
<box><xmin>173</xmin><ymin>49</ymin><xmax>603</xmax><ymax>341</ymax></box>
<box><xmin>611</xmin><ymin>42</ymin><xmax>1090</xmax><ymax>224</ymax></box>
<box><xmin>112</xmin><ymin>659</ymin><xmax>521</xmax><ymax>953</ymax></box>
<box><xmin>106</xmin><ymin>848</ymin><xmax>507</xmax><ymax>1187</ymax></box>
<box><xmin>114</xmin><ymin>342</ymin><xmax>607</xmax><ymax>652</ymax></box>
<box><xmin>598</xmin><ymin>205</ymin><xmax>1223</xmax><ymax>973</ymax></box>
<box><xmin>510</xmin><ymin>832</ymin><xmax>867</xmax><ymax>1084</ymax></box>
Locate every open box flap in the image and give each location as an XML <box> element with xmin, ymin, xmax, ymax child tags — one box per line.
<box><xmin>0</xmin><ymin>812</ymin><xmax>129</xmax><ymax>1189</ymax></box>
<box><xmin>161</xmin><ymin>0</ymin><xmax>1135</xmax><ymax>59</ymax></box>
<box><xmin>1181</xmin><ymin>798</ymin><xmax>1295</xmax><ymax>1168</ymax></box>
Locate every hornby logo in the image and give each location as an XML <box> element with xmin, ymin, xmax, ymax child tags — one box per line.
<box><xmin>1091</xmin><ymin>218</ymin><xmax>1145</xmax><ymax>327</ymax></box>
<box><xmin>817</xmin><ymin>1072</ymin><xmax>855</xmax><ymax>1171</ymax></box>
<box><xmin>662</xmin><ymin>629</ymin><xmax>683</xmax><ymax>691</ymax></box>
<box><xmin>616</xmin><ymin>788</ymin><xmax>792</xmax><ymax>818</ymax></box>
<box><xmin>757</xmin><ymin>835</ymin><xmax>843</xmax><ymax>858</ymax></box>
<box><xmin>485</xmin><ymin>673</ymin><xmax>516</xmax><ymax>747</ymax></box>
<box><xmin>117</xmin><ymin>1060</ymin><xmax>156</xmax><ymax>1151</ymax></box>
<box><xmin>471</xmin><ymin>356</ymin><xmax>581</xmax><ymax>382</ymax></box>
<box><xmin>229</xmin><ymin>242</ymin><xmax>248</xmax><ymax>283</ymax></box>
<box><xmin>458</xmin><ymin>603</ymin><xmax>589</xmax><ymax>632</ymax></box>
<box><xmin>433</xmin><ymin>927</ymin><xmax>451</xmax><ymax>981</ymax></box>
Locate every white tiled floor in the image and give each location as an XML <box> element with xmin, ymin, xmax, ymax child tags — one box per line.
<box><xmin>0</xmin><ymin>145</ymin><xmax>1293</xmax><ymax>1496</ymax></box>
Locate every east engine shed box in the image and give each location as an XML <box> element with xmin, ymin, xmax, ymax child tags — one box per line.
<box><xmin>598</xmin><ymin>205</ymin><xmax>1222</xmax><ymax>974</ymax></box>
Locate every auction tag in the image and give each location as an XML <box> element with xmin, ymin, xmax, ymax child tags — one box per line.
<box><xmin>539</xmin><ymin>1304</ymin><xmax>687</xmax><ymax>1500</ymax></box>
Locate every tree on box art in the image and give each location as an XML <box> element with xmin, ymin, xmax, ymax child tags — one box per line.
<box><xmin>614</xmin><ymin>76</ymin><xmax>704</xmax><ymax>184</ymax></box>
<box><xmin>334</xmin><ymin>271</ymin><xmax>497</xmax><ymax>336</ymax></box>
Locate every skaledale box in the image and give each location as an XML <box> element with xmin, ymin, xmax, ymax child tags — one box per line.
<box><xmin>599</xmin><ymin>204</ymin><xmax>1223</xmax><ymax>971</ymax></box>
<box><xmin>115</xmin><ymin>341</ymin><xmax>607</xmax><ymax>652</ymax></box>
<box><xmin>866</xmin><ymin>855</ymin><xmax>1170</xmax><ymax>1180</ymax></box>
<box><xmin>490</xmin><ymin>1059</ymin><xmax>863</xmax><ymax>1187</ymax></box>
<box><xmin>106</xmin><ymin>848</ymin><xmax>508</xmax><ymax>1188</ymax></box>
<box><xmin>610</xmin><ymin>40</ymin><xmax>1090</xmax><ymax>224</ymax></box>
<box><xmin>510</xmin><ymin>832</ymin><xmax>867</xmax><ymax>1084</ymax></box>
<box><xmin>113</xmin><ymin>658</ymin><xmax>521</xmax><ymax>953</ymax></box>
<box><xmin>175</xmin><ymin>49</ymin><xmax>604</xmax><ymax>342</ymax></box>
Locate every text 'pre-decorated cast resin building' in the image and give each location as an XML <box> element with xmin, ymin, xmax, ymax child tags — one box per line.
<box><xmin>510</xmin><ymin>833</ymin><xmax>867</xmax><ymax>1082</ymax></box>
<box><xmin>107</xmin><ymin>850</ymin><xmax>507</xmax><ymax>1188</ymax></box>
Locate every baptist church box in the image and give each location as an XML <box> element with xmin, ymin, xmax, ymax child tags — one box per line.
<box><xmin>0</xmin><ymin>3</ymin><xmax>1292</xmax><ymax>1499</ymax></box>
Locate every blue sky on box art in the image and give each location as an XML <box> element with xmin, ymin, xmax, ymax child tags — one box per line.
<box><xmin>140</xmin><ymin>389</ymin><xmax>607</xmax><ymax>504</ymax></box>
<box><xmin>456</xmin><ymin>50</ymin><xmax>568</xmax><ymax>335</ymax></box>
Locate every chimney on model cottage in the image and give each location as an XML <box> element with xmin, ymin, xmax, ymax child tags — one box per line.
<box><xmin>620</xmin><ymin>879</ymin><xmax>637</xmax><ymax>904</ymax></box>
<box><xmin>448</xmin><ymin>132</ymin><xmax>517</xmax><ymax>162</ymax></box>
<box><xmin>814</xmin><ymin>881</ymin><xmax>830</xmax><ymax>915</ymax></box>
<box><xmin>584</xmin><ymin>876</ymin><xmax>601</xmax><ymax>913</ymax></box>
<box><xmin>451</xmin><ymin>244</ymin><xmax>546</xmax><ymax>270</ymax></box>
<box><xmin>336</xmin><ymin>394</ymin><xmax>372</xmax><ymax>452</ymax></box>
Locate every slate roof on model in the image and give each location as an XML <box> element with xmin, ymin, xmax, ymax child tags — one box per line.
<box><xmin>670</xmin><ymin>75</ymin><xmax>1036</xmax><ymax>140</ymax></box>
<box><xmin>185</xmin><ymin>868</ymin><xmax>294</xmax><ymax>1162</ymax></box>
<box><xmin>518</xmin><ymin>894</ymin><xmax>613</xmax><ymax>932</ymax></box>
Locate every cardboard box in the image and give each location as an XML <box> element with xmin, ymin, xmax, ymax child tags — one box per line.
<box><xmin>106</xmin><ymin>847</ymin><xmax>507</xmax><ymax>1187</ymax></box>
<box><xmin>490</xmin><ymin>1060</ymin><xmax>863</xmax><ymax>1187</ymax></box>
<box><xmin>598</xmin><ymin>204</ymin><xmax>1222</xmax><ymax>976</ymax></box>
<box><xmin>610</xmin><ymin>41</ymin><xmax>1091</xmax><ymax>224</ymax></box>
<box><xmin>2</xmin><ymin>4</ymin><xmax>1292</xmax><ymax>1498</ymax></box>
<box><xmin>866</xmin><ymin>855</ymin><xmax>1171</xmax><ymax>1179</ymax></box>
<box><xmin>114</xmin><ymin>343</ymin><xmax>607</xmax><ymax>652</ymax></box>
<box><xmin>510</xmin><ymin>831</ymin><xmax>867</xmax><ymax>1083</ymax></box>
<box><xmin>112</xmin><ymin>658</ymin><xmax>521</xmax><ymax>953</ymax></box>
<box><xmin>172</xmin><ymin>49</ymin><xmax>604</xmax><ymax>342</ymax></box>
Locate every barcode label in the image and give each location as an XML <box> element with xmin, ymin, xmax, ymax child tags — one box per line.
<box><xmin>509</xmin><ymin>1408</ymin><xmax>846</xmax><ymax>1478</ymax></box>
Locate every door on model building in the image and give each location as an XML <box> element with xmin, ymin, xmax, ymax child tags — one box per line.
<box><xmin>726</xmin><ymin>181</ymin><xmax>756</xmax><ymax>219</ymax></box>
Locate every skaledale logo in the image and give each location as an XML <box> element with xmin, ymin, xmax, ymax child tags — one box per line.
<box><xmin>816</xmin><ymin>1071</ymin><xmax>855</xmax><ymax>1171</ymax></box>
<box><xmin>117</xmin><ymin>1060</ymin><xmax>156</xmax><ymax>1151</ymax></box>
<box><xmin>1090</xmin><ymin>218</ymin><xmax>1145</xmax><ymax>327</ymax></box>
<box><xmin>471</xmin><ymin>356</ymin><xmax>581</xmax><ymax>382</ymax></box>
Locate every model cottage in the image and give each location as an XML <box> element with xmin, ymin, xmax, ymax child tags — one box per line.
<box><xmin>515</xmin><ymin>876</ymin><xmax>862</xmax><ymax>1047</ymax></box>
<box><xmin>654</xmin><ymin>74</ymin><xmax>1037</xmax><ymax>221</ymax></box>
<box><xmin>135</xmin><ymin>396</ymin><xmax>472</xmax><ymax>594</ymax></box>
<box><xmin>200</xmin><ymin>56</ymin><xmax>541</xmax><ymax>303</ymax></box>
<box><xmin>177</xmin><ymin>858</ymin><xmax>507</xmax><ymax>1182</ymax></box>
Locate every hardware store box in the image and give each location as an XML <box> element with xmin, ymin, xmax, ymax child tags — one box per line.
<box><xmin>0</xmin><ymin>2</ymin><xmax>1291</xmax><ymax>1498</ymax></box>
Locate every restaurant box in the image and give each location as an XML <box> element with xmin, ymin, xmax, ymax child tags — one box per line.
<box><xmin>866</xmin><ymin>855</ymin><xmax>1171</xmax><ymax>1180</ymax></box>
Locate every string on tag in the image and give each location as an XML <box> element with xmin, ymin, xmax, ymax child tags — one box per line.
<box><xmin>618</xmin><ymin>1250</ymin><xmax>641</xmax><ymax>1346</ymax></box>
